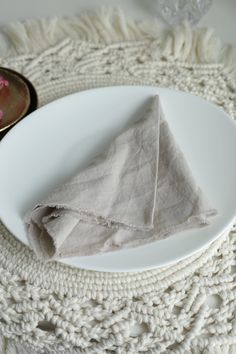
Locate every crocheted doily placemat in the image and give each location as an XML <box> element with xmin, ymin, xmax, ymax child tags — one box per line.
<box><xmin>0</xmin><ymin>12</ymin><xmax>236</xmax><ymax>354</ymax></box>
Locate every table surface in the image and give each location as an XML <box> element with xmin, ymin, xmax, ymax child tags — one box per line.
<box><xmin>0</xmin><ymin>0</ymin><xmax>235</xmax><ymax>45</ymax></box>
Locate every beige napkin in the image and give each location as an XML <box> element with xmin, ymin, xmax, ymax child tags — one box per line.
<box><xmin>25</xmin><ymin>96</ymin><xmax>217</xmax><ymax>260</ymax></box>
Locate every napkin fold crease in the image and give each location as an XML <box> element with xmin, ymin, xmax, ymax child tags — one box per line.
<box><xmin>25</xmin><ymin>96</ymin><xmax>217</xmax><ymax>260</ymax></box>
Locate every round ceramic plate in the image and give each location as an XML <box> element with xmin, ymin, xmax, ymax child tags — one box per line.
<box><xmin>0</xmin><ymin>86</ymin><xmax>236</xmax><ymax>272</ymax></box>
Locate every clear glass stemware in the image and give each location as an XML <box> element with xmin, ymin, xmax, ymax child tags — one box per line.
<box><xmin>158</xmin><ymin>0</ymin><xmax>213</xmax><ymax>26</ymax></box>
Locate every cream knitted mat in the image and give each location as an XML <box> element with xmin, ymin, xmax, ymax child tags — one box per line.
<box><xmin>0</xmin><ymin>11</ymin><xmax>236</xmax><ymax>354</ymax></box>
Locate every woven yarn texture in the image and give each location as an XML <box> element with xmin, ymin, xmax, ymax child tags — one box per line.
<box><xmin>0</xmin><ymin>16</ymin><xmax>236</xmax><ymax>353</ymax></box>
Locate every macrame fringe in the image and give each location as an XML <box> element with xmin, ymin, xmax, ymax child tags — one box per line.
<box><xmin>0</xmin><ymin>8</ymin><xmax>162</xmax><ymax>54</ymax></box>
<box><xmin>1</xmin><ymin>8</ymin><xmax>236</xmax><ymax>78</ymax></box>
<box><xmin>1</xmin><ymin>334</ymin><xmax>236</xmax><ymax>354</ymax></box>
<box><xmin>0</xmin><ymin>336</ymin><xmax>32</xmax><ymax>354</ymax></box>
<box><xmin>0</xmin><ymin>335</ymin><xmax>95</xmax><ymax>354</ymax></box>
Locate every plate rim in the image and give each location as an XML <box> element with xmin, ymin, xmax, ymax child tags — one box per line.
<box><xmin>0</xmin><ymin>85</ymin><xmax>236</xmax><ymax>272</ymax></box>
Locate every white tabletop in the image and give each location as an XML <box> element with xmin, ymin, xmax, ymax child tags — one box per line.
<box><xmin>0</xmin><ymin>0</ymin><xmax>235</xmax><ymax>45</ymax></box>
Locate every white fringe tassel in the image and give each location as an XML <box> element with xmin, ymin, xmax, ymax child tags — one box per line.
<box><xmin>0</xmin><ymin>8</ymin><xmax>235</xmax><ymax>78</ymax></box>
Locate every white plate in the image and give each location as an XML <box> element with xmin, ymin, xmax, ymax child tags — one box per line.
<box><xmin>0</xmin><ymin>86</ymin><xmax>236</xmax><ymax>272</ymax></box>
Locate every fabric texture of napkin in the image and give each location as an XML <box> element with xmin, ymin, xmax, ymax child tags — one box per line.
<box><xmin>25</xmin><ymin>96</ymin><xmax>217</xmax><ymax>260</ymax></box>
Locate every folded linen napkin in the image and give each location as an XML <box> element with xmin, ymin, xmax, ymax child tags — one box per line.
<box><xmin>25</xmin><ymin>96</ymin><xmax>217</xmax><ymax>260</ymax></box>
